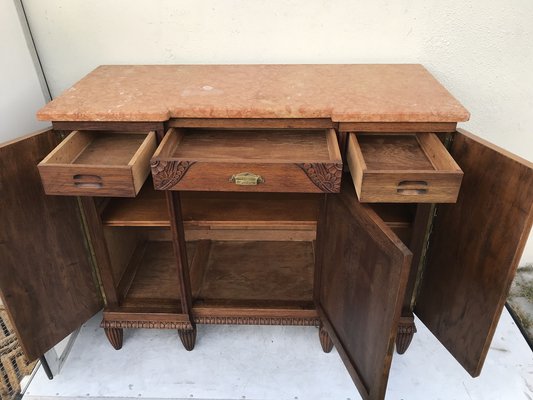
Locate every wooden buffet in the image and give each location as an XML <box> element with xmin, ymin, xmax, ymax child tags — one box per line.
<box><xmin>1</xmin><ymin>64</ymin><xmax>532</xmax><ymax>400</ymax></box>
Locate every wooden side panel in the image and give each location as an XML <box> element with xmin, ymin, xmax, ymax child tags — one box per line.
<box><xmin>317</xmin><ymin>181</ymin><xmax>412</xmax><ymax>400</ymax></box>
<box><xmin>415</xmin><ymin>129</ymin><xmax>533</xmax><ymax>377</ymax></box>
<box><xmin>0</xmin><ymin>129</ymin><xmax>102</xmax><ymax>361</ymax></box>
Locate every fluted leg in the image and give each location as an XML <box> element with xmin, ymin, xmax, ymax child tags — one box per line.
<box><xmin>178</xmin><ymin>326</ymin><xmax>196</xmax><ymax>351</ymax></box>
<box><xmin>396</xmin><ymin>316</ymin><xmax>416</xmax><ymax>354</ymax></box>
<box><xmin>319</xmin><ymin>324</ymin><xmax>334</xmax><ymax>353</ymax></box>
<box><xmin>104</xmin><ymin>327</ymin><xmax>123</xmax><ymax>350</ymax></box>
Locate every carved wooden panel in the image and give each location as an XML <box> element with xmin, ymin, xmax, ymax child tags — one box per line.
<box><xmin>193</xmin><ymin>316</ymin><xmax>320</xmax><ymax>326</ymax></box>
<box><xmin>297</xmin><ymin>163</ymin><xmax>343</xmax><ymax>193</ymax></box>
<box><xmin>151</xmin><ymin>160</ymin><xmax>196</xmax><ymax>190</ymax></box>
<box><xmin>101</xmin><ymin>319</ymin><xmax>193</xmax><ymax>330</ymax></box>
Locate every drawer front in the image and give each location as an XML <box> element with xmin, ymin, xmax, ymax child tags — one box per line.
<box><xmin>151</xmin><ymin>160</ymin><xmax>341</xmax><ymax>193</ymax></box>
<box><xmin>150</xmin><ymin>128</ymin><xmax>343</xmax><ymax>193</ymax></box>
<box><xmin>355</xmin><ymin>171</ymin><xmax>463</xmax><ymax>203</ymax></box>
<box><xmin>346</xmin><ymin>132</ymin><xmax>463</xmax><ymax>203</ymax></box>
<box><xmin>39</xmin><ymin>165</ymin><xmax>138</xmax><ymax>197</ymax></box>
<box><xmin>38</xmin><ymin>131</ymin><xmax>156</xmax><ymax>197</ymax></box>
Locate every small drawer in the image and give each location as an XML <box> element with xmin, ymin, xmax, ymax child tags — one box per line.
<box><xmin>346</xmin><ymin>133</ymin><xmax>463</xmax><ymax>203</ymax></box>
<box><xmin>150</xmin><ymin>128</ymin><xmax>342</xmax><ymax>193</ymax></box>
<box><xmin>38</xmin><ymin>131</ymin><xmax>157</xmax><ymax>197</ymax></box>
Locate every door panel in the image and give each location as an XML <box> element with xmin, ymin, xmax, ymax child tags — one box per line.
<box><xmin>317</xmin><ymin>181</ymin><xmax>412</xmax><ymax>400</ymax></box>
<box><xmin>415</xmin><ymin>129</ymin><xmax>533</xmax><ymax>377</ymax></box>
<box><xmin>0</xmin><ymin>129</ymin><xmax>102</xmax><ymax>361</ymax></box>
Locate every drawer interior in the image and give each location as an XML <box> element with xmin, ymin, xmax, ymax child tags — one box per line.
<box><xmin>45</xmin><ymin>131</ymin><xmax>147</xmax><ymax>166</ymax></box>
<box><xmin>156</xmin><ymin>128</ymin><xmax>337</xmax><ymax>162</ymax></box>
<box><xmin>357</xmin><ymin>135</ymin><xmax>437</xmax><ymax>170</ymax></box>
<box><xmin>347</xmin><ymin>133</ymin><xmax>463</xmax><ymax>203</ymax></box>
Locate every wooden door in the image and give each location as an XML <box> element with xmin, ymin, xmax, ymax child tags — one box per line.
<box><xmin>316</xmin><ymin>181</ymin><xmax>412</xmax><ymax>400</ymax></box>
<box><xmin>0</xmin><ymin>129</ymin><xmax>103</xmax><ymax>361</ymax></box>
<box><xmin>415</xmin><ymin>129</ymin><xmax>533</xmax><ymax>377</ymax></box>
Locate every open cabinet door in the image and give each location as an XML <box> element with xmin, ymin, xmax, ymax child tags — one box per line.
<box><xmin>415</xmin><ymin>129</ymin><xmax>533</xmax><ymax>377</ymax></box>
<box><xmin>0</xmin><ymin>129</ymin><xmax>103</xmax><ymax>361</ymax></box>
<box><xmin>316</xmin><ymin>181</ymin><xmax>412</xmax><ymax>400</ymax></box>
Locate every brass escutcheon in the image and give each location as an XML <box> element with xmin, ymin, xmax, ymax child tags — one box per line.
<box><xmin>229</xmin><ymin>172</ymin><xmax>265</xmax><ymax>185</ymax></box>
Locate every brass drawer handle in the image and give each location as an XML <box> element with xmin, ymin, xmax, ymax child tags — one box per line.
<box><xmin>396</xmin><ymin>180</ymin><xmax>428</xmax><ymax>195</ymax></box>
<box><xmin>73</xmin><ymin>174</ymin><xmax>103</xmax><ymax>189</ymax></box>
<box><xmin>229</xmin><ymin>172</ymin><xmax>264</xmax><ymax>186</ymax></box>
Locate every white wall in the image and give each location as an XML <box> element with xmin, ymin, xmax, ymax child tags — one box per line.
<box><xmin>0</xmin><ymin>0</ymin><xmax>49</xmax><ymax>142</ymax></box>
<box><xmin>22</xmin><ymin>0</ymin><xmax>533</xmax><ymax>263</ymax></box>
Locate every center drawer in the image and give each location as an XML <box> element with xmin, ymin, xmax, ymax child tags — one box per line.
<box><xmin>150</xmin><ymin>128</ymin><xmax>342</xmax><ymax>193</ymax></box>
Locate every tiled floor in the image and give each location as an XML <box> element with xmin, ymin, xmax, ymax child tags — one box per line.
<box><xmin>24</xmin><ymin>310</ymin><xmax>533</xmax><ymax>400</ymax></box>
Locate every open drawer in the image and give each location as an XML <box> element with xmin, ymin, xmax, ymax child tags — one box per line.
<box><xmin>346</xmin><ymin>133</ymin><xmax>463</xmax><ymax>203</ymax></box>
<box><xmin>150</xmin><ymin>128</ymin><xmax>342</xmax><ymax>193</ymax></box>
<box><xmin>38</xmin><ymin>131</ymin><xmax>157</xmax><ymax>197</ymax></box>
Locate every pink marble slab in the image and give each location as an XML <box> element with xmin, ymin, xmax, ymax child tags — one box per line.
<box><xmin>37</xmin><ymin>64</ymin><xmax>470</xmax><ymax>123</ymax></box>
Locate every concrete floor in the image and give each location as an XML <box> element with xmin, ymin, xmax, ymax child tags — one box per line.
<box><xmin>24</xmin><ymin>310</ymin><xmax>533</xmax><ymax>400</ymax></box>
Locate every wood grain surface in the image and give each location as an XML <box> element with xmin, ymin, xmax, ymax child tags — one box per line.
<box><xmin>316</xmin><ymin>179</ymin><xmax>412</xmax><ymax>400</ymax></box>
<box><xmin>0</xmin><ymin>129</ymin><xmax>102</xmax><ymax>361</ymax></box>
<box><xmin>415</xmin><ymin>129</ymin><xmax>533</xmax><ymax>377</ymax></box>
<box><xmin>193</xmin><ymin>241</ymin><xmax>315</xmax><ymax>303</ymax></box>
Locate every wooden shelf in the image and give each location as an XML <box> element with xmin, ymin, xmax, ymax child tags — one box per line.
<box><xmin>189</xmin><ymin>240</ymin><xmax>315</xmax><ymax>308</ymax></box>
<box><xmin>102</xmin><ymin>182</ymin><xmax>170</xmax><ymax>227</ymax></box>
<box><xmin>181</xmin><ymin>191</ymin><xmax>319</xmax><ymax>230</ymax></box>
<box><xmin>101</xmin><ymin>183</ymin><xmax>414</xmax><ymax>242</ymax></box>
<box><xmin>370</xmin><ymin>203</ymin><xmax>415</xmax><ymax>245</ymax></box>
<box><xmin>102</xmin><ymin>184</ymin><xmax>320</xmax><ymax>233</ymax></box>
<box><xmin>118</xmin><ymin>240</ymin><xmax>183</xmax><ymax>311</ymax></box>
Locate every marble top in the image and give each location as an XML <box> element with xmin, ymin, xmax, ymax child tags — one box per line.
<box><xmin>37</xmin><ymin>64</ymin><xmax>470</xmax><ymax>123</ymax></box>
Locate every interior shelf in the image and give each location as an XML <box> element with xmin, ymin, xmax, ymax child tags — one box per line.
<box><xmin>369</xmin><ymin>203</ymin><xmax>416</xmax><ymax>245</ymax></box>
<box><xmin>101</xmin><ymin>182</ymin><xmax>414</xmax><ymax>243</ymax></box>
<box><xmin>102</xmin><ymin>182</ymin><xmax>170</xmax><ymax>227</ymax></box>
<box><xmin>189</xmin><ymin>240</ymin><xmax>315</xmax><ymax>309</ymax></box>
<box><xmin>116</xmin><ymin>238</ymin><xmax>185</xmax><ymax>312</ymax></box>
<box><xmin>102</xmin><ymin>183</ymin><xmax>320</xmax><ymax>232</ymax></box>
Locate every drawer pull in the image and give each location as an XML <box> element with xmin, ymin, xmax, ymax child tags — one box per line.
<box><xmin>73</xmin><ymin>174</ymin><xmax>103</xmax><ymax>189</ymax></box>
<box><xmin>229</xmin><ymin>172</ymin><xmax>265</xmax><ymax>186</ymax></box>
<box><xmin>397</xmin><ymin>180</ymin><xmax>428</xmax><ymax>195</ymax></box>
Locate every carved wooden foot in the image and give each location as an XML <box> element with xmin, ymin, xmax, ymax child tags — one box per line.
<box><xmin>396</xmin><ymin>316</ymin><xmax>416</xmax><ymax>354</ymax></box>
<box><xmin>319</xmin><ymin>324</ymin><xmax>334</xmax><ymax>353</ymax></box>
<box><xmin>104</xmin><ymin>327</ymin><xmax>123</xmax><ymax>350</ymax></box>
<box><xmin>178</xmin><ymin>326</ymin><xmax>196</xmax><ymax>351</ymax></box>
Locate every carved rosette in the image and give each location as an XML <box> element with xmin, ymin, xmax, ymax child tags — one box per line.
<box><xmin>298</xmin><ymin>163</ymin><xmax>342</xmax><ymax>193</ymax></box>
<box><xmin>396</xmin><ymin>318</ymin><xmax>417</xmax><ymax>354</ymax></box>
<box><xmin>319</xmin><ymin>324</ymin><xmax>334</xmax><ymax>353</ymax></box>
<box><xmin>101</xmin><ymin>320</ymin><xmax>193</xmax><ymax>330</ymax></box>
<box><xmin>193</xmin><ymin>316</ymin><xmax>320</xmax><ymax>326</ymax></box>
<box><xmin>151</xmin><ymin>160</ymin><xmax>195</xmax><ymax>190</ymax></box>
<box><xmin>178</xmin><ymin>327</ymin><xmax>197</xmax><ymax>351</ymax></box>
<box><xmin>104</xmin><ymin>327</ymin><xmax>123</xmax><ymax>350</ymax></box>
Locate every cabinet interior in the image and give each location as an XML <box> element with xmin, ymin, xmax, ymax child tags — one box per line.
<box><xmin>98</xmin><ymin>179</ymin><xmax>416</xmax><ymax>314</ymax></box>
<box><xmin>104</xmin><ymin>225</ymin><xmax>183</xmax><ymax>312</ymax></box>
